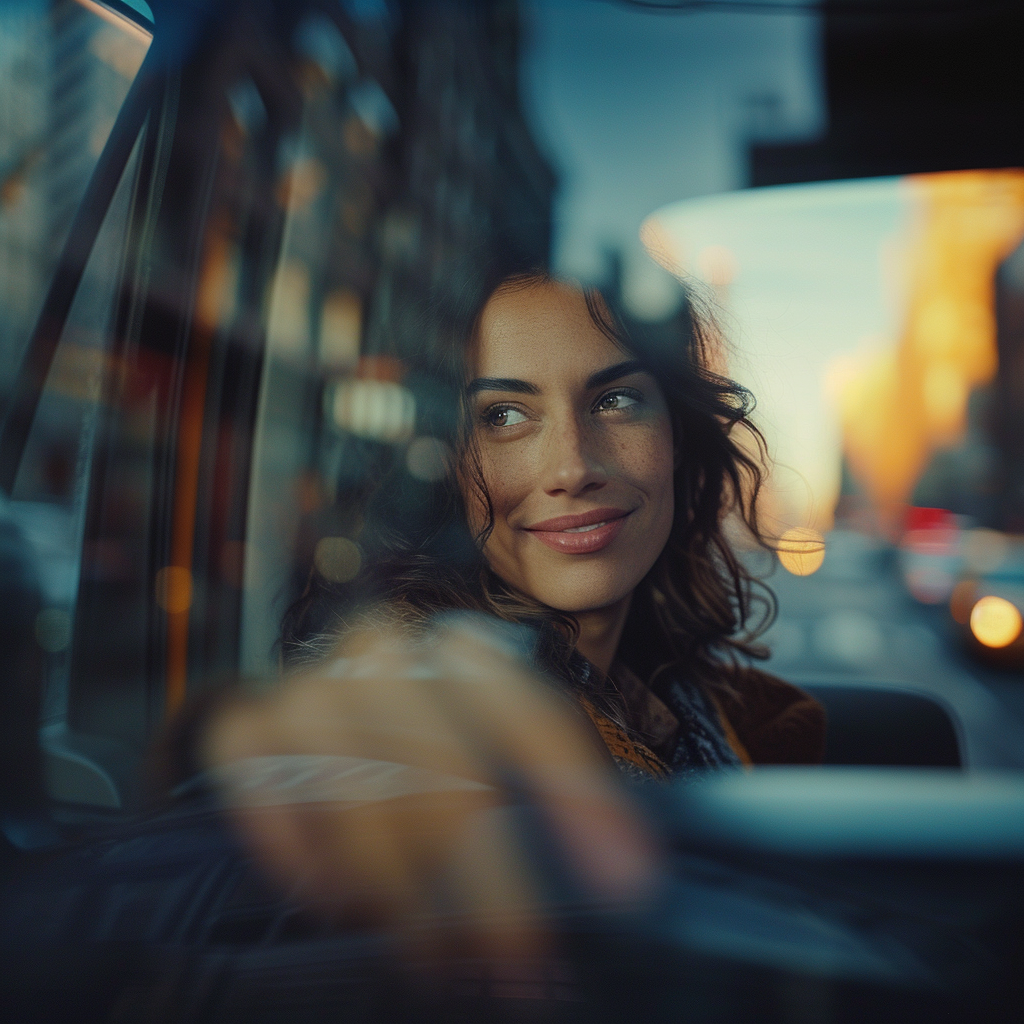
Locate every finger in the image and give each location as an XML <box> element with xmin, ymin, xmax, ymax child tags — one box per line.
<box><xmin>427</xmin><ymin>617</ymin><xmax>609</xmax><ymax>768</ymax></box>
<box><xmin>272</xmin><ymin>633</ymin><xmax>502</xmax><ymax>783</ymax></box>
<box><xmin>214</xmin><ymin>752</ymin><xmax>512</xmax><ymax>926</ymax></box>
<box><xmin>427</xmin><ymin>620</ymin><xmax>662</xmax><ymax>902</ymax></box>
<box><xmin>291</xmin><ymin>797</ymin><xmax>426</xmax><ymax>918</ymax></box>
<box><xmin>436</xmin><ymin>803</ymin><xmax>554</xmax><ymax>964</ymax></box>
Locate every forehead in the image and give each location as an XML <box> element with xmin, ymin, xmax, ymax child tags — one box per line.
<box><xmin>470</xmin><ymin>280</ymin><xmax>626</xmax><ymax>376</ymax></box>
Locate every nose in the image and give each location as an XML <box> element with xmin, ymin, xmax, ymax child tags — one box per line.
<box><xmin>539</xmin><ymin>415</ymin><xmax>608</xmax><ymax>497</ymax></box>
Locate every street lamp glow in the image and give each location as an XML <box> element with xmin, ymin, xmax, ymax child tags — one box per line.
<box><xmin>777</xmin><ymin>527</ymin><xmax>826</xmax><ymax>577</ymax></box>
<box><xmin>969</xmin><ymin>595</ymin><xmax>1023</xmax><ymax>649</ymax></box>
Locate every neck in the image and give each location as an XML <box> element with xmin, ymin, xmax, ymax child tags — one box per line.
<box><xmin>573</xmin><ymin>594</ymin><xmax>632</xmax><ymax>678</ymax></box>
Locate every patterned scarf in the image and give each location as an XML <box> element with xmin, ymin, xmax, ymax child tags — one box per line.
<box><xmin>567</xmin><ymin>653</ymin><xmax>746</xmax><ymax>781</ymax></box>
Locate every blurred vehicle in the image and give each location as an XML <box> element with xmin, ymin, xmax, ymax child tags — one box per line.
<box><xmin>896</xmin><ymin>507</ymin><xmax>1024</xmax><ymax>667</ymax></box>
<box><xmin>898</xmin><ymin>506</ymin><xmax>964</xmax><ymax>606</ymax></box>
<box><xmin>950</xmin><ymin>533</ymin><xmax>1024</xmax><ymax>669</ymax></box>
<box><xmin>1</xmin><ymin>1</ymin><xmax>1023</xmax><ymax>1022</ymax></box>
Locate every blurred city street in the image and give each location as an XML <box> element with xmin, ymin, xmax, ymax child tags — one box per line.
<box><xmin>760</xmin><ymin>529</ymin><xmax>1024</xmax><ymax>767</ymax></box>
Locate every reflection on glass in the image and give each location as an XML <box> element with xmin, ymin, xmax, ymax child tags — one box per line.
<box><xmin>0</xmin><ymin>0</ymin><xmax>150</xmax><ymax>398</ymax></box>
<box><xmin>329</xmin><ymin>378</ymin><xmax>416</xmax><ymax>444</ymax></box>
<box><xmin>313</xmin><ymin>536</ymin><xmax>362</xmax><ymax>584</ymax></box>
<box><xmin>644</xmin><ymin>170</ymin><xmax>1024</xmax><ymax>536</ymax></box>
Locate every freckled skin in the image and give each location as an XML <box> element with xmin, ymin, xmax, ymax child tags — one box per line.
<box><xmin>463</xmin><ymin>281</ymin><xmax>675</xmax><ymax>666</ymax></box>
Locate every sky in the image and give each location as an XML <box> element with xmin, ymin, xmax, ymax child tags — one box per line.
<box><xmin>520</xmin><ymin>0</ymin><xmax>826</xmax><ymax>298</ymax></box>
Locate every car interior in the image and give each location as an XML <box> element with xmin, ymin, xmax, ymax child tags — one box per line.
<box><xmin>1</xmin><ymin>1</ymin><xmax>1022</xmax><ymax>1021</ymax></box>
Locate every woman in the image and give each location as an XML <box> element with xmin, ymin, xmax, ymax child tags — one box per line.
<box><xmin>274</xmin><ymin>271</ymin><xmax>824</xmax><ymax>779</ymax></box>
<box><xmin>193</xmin><ymin>270</ymin><xmax>824</xmax><ymax>939</ymax></box>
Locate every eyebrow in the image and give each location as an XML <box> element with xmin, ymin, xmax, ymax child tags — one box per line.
<box><xmin>465</xmin><ymin>376</ymin><xmax>540</xmax><ymax>397</ymax></box>
<box><xmin>466</xmin><ymin>360</ymin><xmax>644</xmax><ymax>398</ymax></box>
<box><xmin>585</xmin><ymin>359</ymin><xmax>644</xmax><ymax>390</ymax></box>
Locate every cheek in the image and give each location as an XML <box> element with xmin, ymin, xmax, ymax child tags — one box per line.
<box><xmin>635</xmin><ymin>420</ymin><xmax>676</xmax><ymax>538</ymax></box>
<box><xmin>481</xmin><ymin>441</ymin><xmax>538</xmax><ymax>512</ymax></box>
<box><xmin>457</xmin><ymin>446</ymin><xmax>529</xmax><ymax>538</ymax></box>
<box><xmin>630</xmin><ymin>420</ymin><xmax>675</xmax><ymax>494</ymax></box>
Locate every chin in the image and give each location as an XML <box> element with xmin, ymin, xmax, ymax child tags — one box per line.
<box><xmin>530</xmin><ymin>575</ymin><xmax>639</xmax><ymax>616</ymax></box>
<box><xmin>487</xmin><ymin>542</ymin><xmax>659</xmax><ymax>618</ymax></box>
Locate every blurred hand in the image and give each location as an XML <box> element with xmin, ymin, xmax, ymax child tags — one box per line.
<box><xmin>200</xmin><ymin>614</ymin><xmax>660</xmax><ymax>961</ymax></box>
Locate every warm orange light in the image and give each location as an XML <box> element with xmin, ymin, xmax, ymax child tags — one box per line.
<box><xmin>921</xmin><ymin>361</ymin><xmax>968</xmax><ymax>438</ymax></box>
<box><xmin>969</xmin><ymin>595</ymin><xmax>1023</xmax><ymax>648</ymax></box>
<box><xmin>839</xmin><ymin>170</ymin><xmax>1024</xmax><ymax>526</ymax></box>
<box><xmin>155</xmin><ymin>566</ymin><xmax>193</xmax><ymax>614</ymax></box>
<box><xmin>777</xmin><ymin>527</ymin><xmax>825</xmax><ymax>576</ymax></box>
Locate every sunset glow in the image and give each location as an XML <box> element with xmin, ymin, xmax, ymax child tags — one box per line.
<box><xmin>644</xmin><ymin>170</ymin><xmax>1024</xmax><ymax>533</ymax></box>
<box><xmin>839</xmin><ymin>171</ymin><xmax>1024</xmax><ymax>525</ymax></box>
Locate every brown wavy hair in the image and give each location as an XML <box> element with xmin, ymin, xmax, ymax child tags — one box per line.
<box><xmin>281</xmin><ymin>270</ymin><xmax>774</xmax><ymax>724</ymax></box>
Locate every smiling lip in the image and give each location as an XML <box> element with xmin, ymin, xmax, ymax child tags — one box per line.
<box><xmin>525</xmin><ymin>508</ymin><xmax>633</xmax><ymax>555</ymax></box>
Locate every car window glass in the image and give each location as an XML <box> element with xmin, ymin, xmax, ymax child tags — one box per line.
<box><xmin>1</xmin><ymin>1</ymin><xmax>151</xmax><ymax>807</ymax></box>
<box><xmin>0</xmin><ymin>0</ymin><xmax>150</xmax><ymax>401</ymax></box>
<box><xmin>11</xmin><ymin>128</ymin><xmax>146</xmax><ymax>734</ymax></box>
<box><xmin>240</xmin><ymin>14</ymin><xmax>396</xmax><ymax>677</ymax></box>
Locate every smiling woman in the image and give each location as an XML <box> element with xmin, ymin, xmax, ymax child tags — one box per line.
<box><xmin>266</xmin><ymin>269</ymin><xmax>826</xmax><ymax>780</ymax></box>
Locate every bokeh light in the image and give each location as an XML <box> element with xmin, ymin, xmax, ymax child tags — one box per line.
<box><xmin>318</xmin><ymin>288</ymin><xmax>362</xmax><ymax>367</ymax></box>
<box><xmin>314</xmin><ymin>537</ymin><xmax>362</xmax><ymax>584</ymax></box>
<box><xmin>406</xmin><ymin>436</ymin><xmax>450</xmax><ymax>483</ymax></box>
<box><xmin>330</xmin><ymin>378</ymin><xmax>415</xmax><ymax>442</ymax></box>
<box><xmin>777</xmin><ymin>527</ymin><xmax>825</xmax><ymax>576</ymax></box>
<box><xmin>969</xmin><ymin>595</ymin><xmax>1023</xmax><ymax>649</ymax></box>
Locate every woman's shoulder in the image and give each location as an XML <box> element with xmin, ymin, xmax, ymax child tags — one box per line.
<box><xmin>714</xmin><ymin>664</ymin><xmax>827</xmax><ymax>766</ymax></box>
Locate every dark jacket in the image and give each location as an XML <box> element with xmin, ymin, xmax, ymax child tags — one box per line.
<box><xmin>717</xmin><ymin>665</ymin><xmax>827</xmax><ymax>766</ymax></box>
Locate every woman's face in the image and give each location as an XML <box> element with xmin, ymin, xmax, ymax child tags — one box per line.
<box><xmin>462</xmin><ymin>279</ymin><xmax>675</xmax><ymax>615</ymax></box>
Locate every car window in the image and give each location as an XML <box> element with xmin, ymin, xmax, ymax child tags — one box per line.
<box><xmin>1</xmin><ymin>0</ymin><xmax>1021</xmax><ymax>812</ymax></box>
<box><xmin>0</xmin><ymin>0</ymin><xmax>1021</xmax><ymax>795</ymax></box>
<box><xmin>2</xmin><ymin>0</ymin><xmax>152</xmax><ymax>807</ymax></box>
<box><xmin>0</xmin><ymin>0</ymin><xmax>149</xmax><ymax>393</ymax></box>
<box><xmin>240</xmin><ymin>11</ymin><xmax>396</xmax><ymax>676</ymax></box>
<box><xmin>11</xmin><ymin>129</ymin><xmax>146</xmax><ymax>725</ymax></box>
<box><xmin>2</xmin><ymin>4</ymin><xmax>1024</xmax><ymax>1022</ymax></box>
